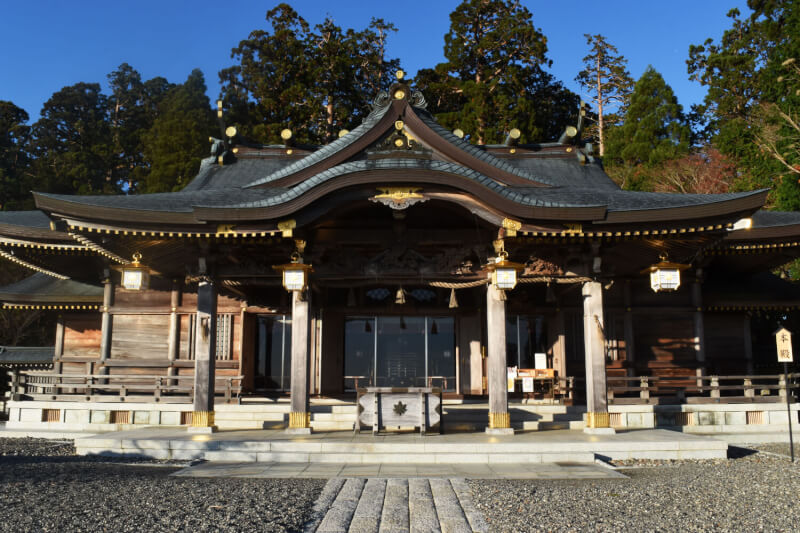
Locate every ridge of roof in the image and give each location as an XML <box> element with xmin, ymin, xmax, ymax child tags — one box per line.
<box><xmin>244</xmin><ymin>103</ymin><xmax>394</xmax><ymax>188</ymax></box>
<box><xmin>410</xmin><ymin>108</ymin><xmax>557</xmax><ymax>186</ymax></box>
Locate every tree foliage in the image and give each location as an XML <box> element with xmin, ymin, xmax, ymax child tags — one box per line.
<box><xmin>415</xmin><ymin>0</ymin><xmax>578</xmax><ymax>144</ymax></box>
<box><xmin>604</xmin><ymin>67</ymin><xmax>691</xmax><ymax>190</ymax></box>
<box><xmin>688</xmin><ymin>1</ymin><xmax>800</xmax><ymax>209</ymax></box>
<box><xmin>141</xmin><ymin>70</ymin><xmax>215</xmax><ymax>192</ymax></box>
<box><xmin>575</xmin><ymin>34</ymin><xmax>634</xmax><ymax>156</ymax></box>
<box><xmin>0</xmin><ymin>101</ymin><xmax>32</xmax><ymax>210</ymax></box>
<box><xmin>219</xmin><ymin>4</ymin><xmax>400</xmax><ymax>145</ymax></box>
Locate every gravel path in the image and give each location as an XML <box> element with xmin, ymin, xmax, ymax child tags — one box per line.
<box><xmin>0</xmin><ymin>438</ymin><xmax>324</xmax><ymax>533</ymax></box>
<box><xmin>470</xmin><ymin>447</ymin><xmax>800</xmax><ymax>532</ymax></box>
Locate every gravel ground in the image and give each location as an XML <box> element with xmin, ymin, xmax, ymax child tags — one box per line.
<box><xmin>470</xmin><ymin>447</ymin><xmax>800</xmax><ymax>533</ymax></box>
<box><xmin>0</xmin><ymin>438</ymin><xmax>324</xmax><ymax>533</ymax></box>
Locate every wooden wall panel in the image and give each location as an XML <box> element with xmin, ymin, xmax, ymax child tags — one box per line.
<box><xmin>704</xmin><ymin>312</ymin><xmax>747</xmax><ymax>374</ymax></box>
<box><xmin>633</xmin><ymin>313</ymin><xmax>697</xmax><ymax>377</ymax></box>
<box><xmin>63</xmin><ymin>313</ymin><xmax>101</xmax><ymax>358</ymax></box>
<box><xmin>114</xmin><ymin>288</ymin><xmax>171</xmax><ymax>307</ymax></box>
<box><xmin>110</xmin><ymin>314</ymin><xmax>170</xmax><ymax>359</ymax></box>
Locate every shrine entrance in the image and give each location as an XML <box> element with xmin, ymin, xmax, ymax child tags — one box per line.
<box><xmin>343</xmin><ymin>316</ymin><xmax>456</xmax><ymax>392</ymax></box>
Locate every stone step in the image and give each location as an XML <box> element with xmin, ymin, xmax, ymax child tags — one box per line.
<box><xmin>192</xmin><ymin>450</ymin><xmax>599</xmax><ymax>464</ymax></box>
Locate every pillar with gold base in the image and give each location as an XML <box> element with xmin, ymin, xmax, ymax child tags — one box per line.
<box><xmin>188</xmin><ymin>277</ymin><xmax>218</xmax><ymax>434</ymax></box>
<box><xmin>582</xmin><ymin>280</ymin><xmax>615</xmax><ymax>434</ymax></box>
<box><xmin>486</xmin><ymin>284</ymin><xmax>514</xmax><ymax>435</ymax></box>
<box><xmin>287</xmin><ymin>290</ymin><xmax>312</xmax><ymax>435</ymax></box>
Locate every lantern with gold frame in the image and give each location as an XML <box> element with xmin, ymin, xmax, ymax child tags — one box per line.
<box><xmin>486</xmin><ymin>251</ymin><xmax>525</xmax><ymax>290</ymax></box>
<box><xmin>273</xmin><ymin>253</ymin><xmax>313</xmax><ymax>292</ymax></box>
<box><xmin>642</xmin><ymin>254</ymin><xmax>690</xmax><ymax>293</ymax></box>
<box><xmin>121</xmin><ymin>252</ymin><xmax>150</xmax><ymax>291</ymax></box>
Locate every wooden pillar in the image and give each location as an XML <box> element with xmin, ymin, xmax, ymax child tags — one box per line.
<box><xmin>692</xmin><ymin>275</ymin><xmax>706</xmax><ymax>387</ymax></box>
<box><xmin>582</xmin><ymin>280</ymin><xmax>611</xmax><ymax>431</ymax></box>
<box><xmin>98</xmin><ymin>278</ymin><xmax>114</xmax><ymax>375</ymax></box>
<box><xmin>486</xmin><ymin>284</ymin><xmax>512</xmax><ymax>433</ymax></box>
<box><xmin>189</xmin><ymin>278</ymin><xmax>217</xmax><ymax>432</ymax></box>
<box><xmin>623</xmin><ymin>281</ymin><xmax>636</xmax><ymax>376</ymax></box>
<box><xmin>54</xmin><ymin>315</ymin><xmax>65</xmax><ymax>374</ymax></box>
<box><xmin>166</xmin><ymin>281</ymin><xmax>181</xmax><ymax>381</ymax></box>
<box><xmin>744</xmin><ymin>314</ymin><xmax>754</xmax><ymax>374</ymax></box>
<box><xmin>288</xmin><ymin>290</ymin><xmax>311</xmax><ymax>433</ymax></box>
<box><xmin>551</xmin><ymin>309</ymin><xmax>567</xmax><ymax>380</ymax></box>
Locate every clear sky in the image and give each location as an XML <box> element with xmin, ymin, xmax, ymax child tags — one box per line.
<box><xmin>1</xmin><ymin>1</ymin><xmax>749</xmax><ymax>122</ymax></box>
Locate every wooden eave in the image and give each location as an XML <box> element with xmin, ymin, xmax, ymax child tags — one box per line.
<box><xmin>33</xmin><ymin>195</ymin><xmax>203</xmax><ymax>225</ymax></box>
<box><xmin>599</xmin><ymin>190</ymin><xmax>767</xmax><ymax>224</ymax></box>
<box><xmin>725</xmin><ymin>222</ymin><xmax>800</xmax><ymax>241</ymax></box>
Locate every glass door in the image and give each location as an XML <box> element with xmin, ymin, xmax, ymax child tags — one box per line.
<box><xmin>344</xmin><ymin>315</ymin><xmax>456</xmax><ymax>391</ymax></box>
<box><xmin>254</xmin><ymin>315</ymin><xmax>291</xmax><ymax>390</ymax></box>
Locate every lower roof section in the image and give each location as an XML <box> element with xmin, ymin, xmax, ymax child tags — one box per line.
<box><xmin>0</xmin><ymin>273</ymin><xmax>103</xmax><ymax>305</ymax></box>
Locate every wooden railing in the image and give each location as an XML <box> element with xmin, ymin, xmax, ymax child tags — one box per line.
<box><xmin>608</xmin><ymin>374</ymin><xmax>799</xmax><ymax>404</ymax></box>
<box><xmin>15</xmin><ymin>372</ymin><xmax>243</xmax><ymax>404</ymax></box>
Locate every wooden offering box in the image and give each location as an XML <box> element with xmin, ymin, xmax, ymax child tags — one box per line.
<box><xmin>356</xmin><ymin>387</ymin><xmax>442</xmax><ymax>435</ymax></box>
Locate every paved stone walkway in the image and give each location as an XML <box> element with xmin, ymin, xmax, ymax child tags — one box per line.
<box><xmin>172</xmin><ymin>461</ymin><xmax>626</xmax><ymax>479</ymax></box>
<box><xmin>304</xmin><ymin>478</ymin><xmax>489</xmax><ymax>533</ymax></box>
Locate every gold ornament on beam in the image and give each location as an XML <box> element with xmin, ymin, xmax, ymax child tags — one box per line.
<box><xmin>370</xmin><ymin>187</ymin><xmax>427</xmax><ymax>210</ymax></box>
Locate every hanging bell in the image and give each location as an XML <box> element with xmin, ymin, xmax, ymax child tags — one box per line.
<box><xmin>449</xmin><ymin>288</ymin><xmax>459</xmax><ymax>309</ymax></box>
<box><xmin>395</xmin><ymin>287</ymin><xmax>406</xmax><ymax>304</ymax></box>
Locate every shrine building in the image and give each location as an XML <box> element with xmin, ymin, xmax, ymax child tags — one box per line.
<box><xmin>2</xmin><ymin>75</ymin><xmax>800</xmax><ymax>435</ymax></box>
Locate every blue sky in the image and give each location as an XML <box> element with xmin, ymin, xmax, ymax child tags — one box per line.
<box><xmin>1</xmin><ymin>1</ymin><xmax>749</xmax><ymax>122</ymax></box>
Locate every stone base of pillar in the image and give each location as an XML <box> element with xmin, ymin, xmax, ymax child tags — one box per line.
<box><xmin>485</xmin><ymin>427</ymin><xmax>515</xmax><ymax>435</ymax></box>
<box><xmin>187</xmin><ymin>411</ymin><xmax>217</xmax><ymax>433</ymax></box>
<box><xmin>583</xmin><ymin>427</ymin><xmax>616</xmax><ymax>435</ymax></box>
<box><xmin>486</xmin><ymin>412</ymin><xmax>513</xmax><ymax>435</ymax></box>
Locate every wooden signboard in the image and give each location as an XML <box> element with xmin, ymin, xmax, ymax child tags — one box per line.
<box><xmin>775</xmin><ymin>327</ymin><xmax>794</xmax><ymax>363</ymax></box>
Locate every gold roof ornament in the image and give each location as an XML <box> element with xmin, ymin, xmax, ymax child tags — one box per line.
<box><xmin>280</xmin><ymin>129</ymin><xmax>293</xmax><ymax>141</ymax></box>
<box><xmin>225</xmin><ymin>126</ymin><xmax>237</xmax><ymax>138</ymax></box>
<box><xmin>370</xmin><ymin>187</ymin><xmax>427</xmax><ymax>210</ymax></box>
<box><xmin>338</xmin><ymin>129</ymin><xmax>349</xmax><ymax>138</ymax></box>
<box><xmin>396</xmin><ymin>70</ymin><xmax>405</xmax><ymax>80</ymax></box>
<box><xmin>453</xmin><ymin>129</ymin><xmax>465</xmax><ymax>139</ymax></box>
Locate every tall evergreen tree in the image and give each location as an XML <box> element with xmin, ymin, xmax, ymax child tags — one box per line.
<box><xmin>30</xmin><ymin>83</ymin><xmax>115</xmax><ymax>195</ymax></box>
<box><xmin>219</xmin><ymin>4</ymin><xmax>400</xmax><ymax>145</ymax></box>
<box><xmin>141</xmin><ymin>70</ymin><xmax>214</xmax><ymax>193</ymax></box>
<box><xmin>575</xmin><ymin>34</ymin><xmax>634</xmax><ymax>156</ymax></box>
<box><xmin>604</xmin><ymin>67</ymin><xmax>691</xmax><ymax>190</ymax></box>
<box><xmin>0</xmin><ymin>101</ymin><xmax>32</xmax><ymax>210</ymax></box>
<box><xmin>415</xmin><ymin>0</ymin><xmax>577</xmax><ymax>144</ymax></box>
<box><xmin>107</xmin><ymin>63</ymin><xmax>174</xmax><ymax>191</ymax></box>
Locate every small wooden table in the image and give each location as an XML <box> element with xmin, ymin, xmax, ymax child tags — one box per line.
<box><xmin>355</xmin><ymin>387</ymin><xmax>442</xmax><ymax>435</ymax></box>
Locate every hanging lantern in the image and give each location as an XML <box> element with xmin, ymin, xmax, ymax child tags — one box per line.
<box><xmin>642</xmin><ymin>254</ymin><xmax>689</xmax><ymax>293</ymax></box>
<box><xmin>121</xmin><ymin>252</ymin><xmax>150</xmax><ymax>291</ymax></box>
<box><xmin>273</xmin><ymin>253</ymin><xmax>313</xmax><ymax>292</ymax></box>
<box><xmin>487</xmin><ymin>252</ymin><xmax>524</xmax><ymax>290</ymax></box>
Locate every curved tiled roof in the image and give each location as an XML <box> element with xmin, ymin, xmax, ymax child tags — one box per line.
<box><xmin>0</xmin><ymin>210</ymin><xmax>53</xmax><ymax>229</ymax></box>
<box><xmin>0</xmin><ymin>273</ymin><xmax>103</xmax><ymax>303</ymax></box>
<box><xmin>205</xmin><ymin>158</ymin><xmax>598</xmax><ymax>210</ymax></box>
<box><xmin>182</xmin><ymin>156</ymin><xmax>294</xmax><ymax>191</ymax></box>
